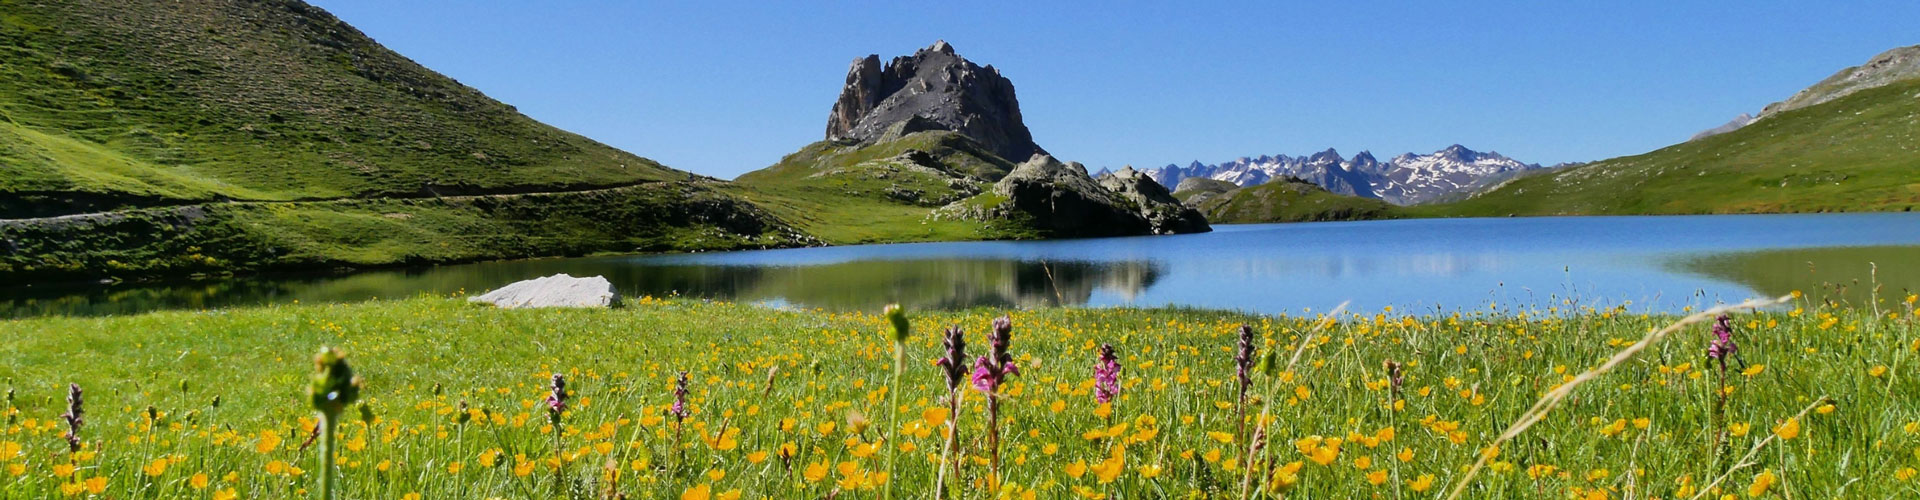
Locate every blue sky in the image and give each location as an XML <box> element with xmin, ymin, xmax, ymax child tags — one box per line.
<box><xmin>312</xmin><ymin>1</ymin><xmax>1919</xmax><ymax>178</ymax></box>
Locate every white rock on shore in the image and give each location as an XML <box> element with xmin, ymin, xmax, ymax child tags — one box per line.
<box><xmin>468</xmin><ymin>274</ymin><xmax>620</xmax><ymax>309</ymax></box>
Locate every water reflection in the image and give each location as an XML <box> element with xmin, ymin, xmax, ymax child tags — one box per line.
<box><xmin>1675</xmin><ymin>246</ymin><xmax>1920</xmax><ymax>306</ymax></box>
<box><xmin>0</xmin><ymin>258</ymin><xmax>1162</xmax><ymax>318</ymax></box>
<box><xmin>10</xmin><ymin>214</ymin><xmax>1920</xmax><ymax>318</ymax></box>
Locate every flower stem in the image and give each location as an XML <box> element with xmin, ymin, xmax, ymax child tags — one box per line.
<box><xmin>317</xmin><ymin>413</ymin><xmax>336</xmax><ymax>500</ymax></box>
<box><xmin>934</xmin><ymin>390</ymin><xmax>962</xmax><ymax>500</ymax></box>
<box><xmin>886</xmin><ymin>342</ymin><xmax>903</xmax><ymax>500</ymax></box>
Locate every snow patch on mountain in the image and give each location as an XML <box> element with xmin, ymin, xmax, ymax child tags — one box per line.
<box><xmin>1142</xmin><ymin>145</ymin><xmax>1544</xmax><ymax>205</ymax></box>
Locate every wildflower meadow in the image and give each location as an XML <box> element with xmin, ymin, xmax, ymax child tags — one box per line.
<box><xmin>1</xmin><ymin>291</ymin><xmax>1917</xmax><ymax>499</ymax></box>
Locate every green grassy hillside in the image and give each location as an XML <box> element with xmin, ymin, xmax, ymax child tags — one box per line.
<box><xmin>733</xmin><ymin>131</ymin><xmax>1038</xmax><ymax>243</ymax></box>
<box><xmin>1424</xmin><ymin>77</ymin><xmax>1920</xmax><ymax>217</ymax></box>
<box><xmin>0</xmin><ymin>0</ymin><xmax>682</xmax><ymax>217</ymax></box>
<box><xmin>0</xmin><ymin>182</ymin><xmax>804</xmax><ymax>281</ymax></box>
<box><xmin>0</xmin><ymin>0</ymin><xmax>810</xmax><ymax>282</ymax></box>
<box><xmin>1196</xmin><ymin>179</ymin><xmax>1398</xmax><ymax>223</ymax></box>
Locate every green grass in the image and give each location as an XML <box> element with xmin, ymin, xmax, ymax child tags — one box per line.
<box><xmin>0</xmin><ymin>0</ymin><xmax>682</xmax><ymax>217</ymax></box>
<box><xmin>1420</xmin><ymin>78</ymin><xmax>1920</xmax><ymax>217</ymax></box>
<box><xmin>0</xmin><ymin>292</ymin><xmax>1915</xmax><ymax>498</ymax></box>
<box><xmin>733</xmin><ymin>131</ymin><xmax>1036</xmax><ymax>244</ymax></box>
<box><xmin>1195</xmin><ymin>180</ymin><xmax>1399</xmax><ymax>224</ymax></box>
<box><xmin>0</xmin><ymin>183</ymin><xmax>804</xmax><ymax>282</ymax></box>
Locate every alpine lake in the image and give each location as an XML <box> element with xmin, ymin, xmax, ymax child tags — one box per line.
<box><xmin>9</xmin><ymin>213</ymin><xmax>1920</xmax><ymax>318</ymax></box>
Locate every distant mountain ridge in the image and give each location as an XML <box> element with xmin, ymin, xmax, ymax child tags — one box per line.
<box><xmin>1142</xmin><ymin>145</ymin><xmax>1543</xmax><ymax>205</ymax></box>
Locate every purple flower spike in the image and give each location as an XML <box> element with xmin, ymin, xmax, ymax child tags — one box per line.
<box><xmin>1234</xmin><ymin>324</ymin><xmax>1256</xmax><ymax>390</ymax></box>
<box><xmin>1707</xmin><ymin>314</ymin><xmax>1738</xmax><ymax>367</ymax></box>
<box><xmin>544</xmin><ymin>373</ymin><xmax>568</xmax><ymax>423</ymax></box>
<box><xmin>935</xmin><ymin>326</ymin><xmax>968</xmax><ymax>392</ymax></box>
<box><xmin>61</xmin><ymin>384</ymin><xmax>83</xmax><ymax>452</ymax></box>
<box><xmin>1093</xmin><ymin>344</ymin><xmax>1121</xmax><ymax>404</ymax></box>
<box><xmin>969</xmin><ymin>316</ymin><xmax>1019</xmax><ymax>395</ymax></box>
<box><xmin>669</xmin><ymin>371</ymin><xmax>691</xmax><ymax>422</ymax></box>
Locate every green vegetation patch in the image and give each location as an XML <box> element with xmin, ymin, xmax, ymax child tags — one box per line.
<box><xmin>0</xmin><ymin>183</ymin><xmax>804</xmax><ymax>282</ymax></box>
<box><xmin>1425</xmin><ymin>78</ymin><xmax>1920</xmax><ymax>217</ymax></box>
<box><xmin>0</xmin><ymin>0</ymin><xmax>682</xmax><ymax>217</ymax></box>
<box><xmin>1199</xmin><ymin>180</ymin><xmax>1399</xmax><ymax>223</ymax></box>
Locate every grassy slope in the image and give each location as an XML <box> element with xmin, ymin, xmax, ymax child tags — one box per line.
<box><xmin>0</xmin><ymin>0</ymin><xmax>812</xmax><ymax>282</ymax></box>
<box><xmin>0</xmin><ymin>295</ymin><xmax>1911</xmax><ymax>497</ymax></box>
<box><xmin>1197</xmin><ymin>179</ymin><xmax>1399</xmax><ymax>223</ymax></box>
<box><xmin>0</xmin><ymin>0</ymin><xmax>681</xmax><ymax>217</ymax></box>
<box><xmin>1169</xmin><ymin>178</ymin><xmax>1237</xmax><ymax>204</ymax></box>
<box><xmin>1419</xmin><ymin>78</ymin><xmax>1920</xmax><ymax>217</ymax></box>
<box><xmin>733</xmin><ymin>131</ymin><xmax>1038</xmax><ymax>244</ymax></box>
<box><xmin>0</xmin><ymin>182</ymin><xmax>800</xmax><ymax>281</ymax></box>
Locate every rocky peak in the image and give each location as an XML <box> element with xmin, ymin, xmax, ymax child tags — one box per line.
<box><xmin>824</xmin><ymin>41</ymin><xmax>1045</xmax><ymax>162</ymax></box>
<box><xmin>1760</xmin><ymin>45</ymin><xmax>1920</xmax><ymax>120</ymax></box>
<box><xmin>1308</xmin><ymin>148</ymin><xmax>1343</xmax><ymax>164</ymax></box>
<box><xmin>1689</xmin><ymin>112</ymin><xmax>1756</xmax><ymax>141</ymax></box>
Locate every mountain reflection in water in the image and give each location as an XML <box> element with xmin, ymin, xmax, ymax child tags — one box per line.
<box><xmin>11</xmin><ymin>214</ymin><xmax>1920</xmax><ymax>318</ymax></box>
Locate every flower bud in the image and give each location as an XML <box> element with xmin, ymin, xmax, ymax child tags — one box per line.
<box><xmin>884</xmin><ymin>304</ymin><xmax>910</xmax><ymax>344</ymax></box>
<box><xmin>309</xmin><ymin>347</ymin><xmax>363</xmax><ymax>420</ymax></box>
<box><xmin>1256</xmin><ymin>350</ymin><xmax>1279</xmax><ymax>378</ymax></box>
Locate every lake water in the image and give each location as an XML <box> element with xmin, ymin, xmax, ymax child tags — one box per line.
<box><xmin>8</xmin><ymin>213</ymin><xmax>1920</xmax><ymax>318</ymax></box>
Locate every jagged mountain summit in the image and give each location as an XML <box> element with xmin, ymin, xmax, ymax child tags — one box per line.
<box><xmin>824</xmin><ymin>40</ymin><xmax>1044</xmax><ymax>163</ymax></box>
<box><xmin>741</xmin><ymin>41</ymin><xmax>1206</xmax><ymax>239</ymax></box>
<box><xmin>1143</xmin><ymin>145</ymin><xmax>1544</xmax><ymax>205</ymax></box>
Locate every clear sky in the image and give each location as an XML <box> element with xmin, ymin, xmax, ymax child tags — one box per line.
<box><xmin>310</xmin><ymin>0</ymin><xmax>1919</xmax><ymax>178</ymax></box>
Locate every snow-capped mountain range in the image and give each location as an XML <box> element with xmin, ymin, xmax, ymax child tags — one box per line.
<box><xmin>1142</xmin><ymin>145</ymin><xmax>1545</xmax><ymax>205</ymax></box>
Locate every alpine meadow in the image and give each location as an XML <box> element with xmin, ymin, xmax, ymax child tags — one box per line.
<box><xmin>6</xmin><ymin>1</ymin><xmax>1920</xmax><ymax>499</ymax></box>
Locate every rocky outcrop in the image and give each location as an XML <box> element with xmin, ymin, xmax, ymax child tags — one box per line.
<box><xmin>1760</xmin><ymin>45</ymin><xmax>1920</xmax><ymax>120</ymax></box>
<box><xmin>469</xmin><ymin>274</ymin><xmax>620</xmax><ymax>309</ymax></box>
<box><xmin>1689</xmin><ymin>113</ymin><xmax>1754</xmax><ymax>141</ymax></box>
<box><xmin>982</xmin><ymin>155</ymin><xmax>1152</xmax><ymax>237</ymax></box>
<box><xmin>824</xmin><ymin>41</ymin><xmax>1045</xmax><ymax>163</ymax></box>
<box><xmin>1096</xmin><ymin>166</ymin><xmax>1210</xmax><ymax>234</ymax></box>
<box><xmin>1171</xmin><ymin>177</ymin><xmax>1241</xmax><ymax>208</ymax></box>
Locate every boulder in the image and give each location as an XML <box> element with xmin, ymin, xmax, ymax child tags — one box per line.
<box><xmin>1097</xmin><ymin>166</ymin><xmax>1212</xmax><ymax>234</ymax></box>
<box><xmin>469</xmin><ymin>274</ymin><xmax>620</xmax><ymax>309</ymax></box>
<box><xmin>985</xmin><ymin>154</ymin><xmax>1152</xmax><ymax>237</ymax></box>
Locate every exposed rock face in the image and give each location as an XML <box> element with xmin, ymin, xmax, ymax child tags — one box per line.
<box><xmin>825</xmin><ymin>41</ymin><xmax>1045</xmax><ymax>163</ymax></box>
<box><xmin>1096</xmin><ymin>166</ymin><xmax>1211</xmax><ymax>234</ymax></box>
<box><xmin>987</xmin><ymin>155</ymin><xmax>1152</xmax><ymax>237</ymax></box>
<box><xmin>1689</xmin><ymin>113</ymin><xmax>1755</xmax><ymax>141</ymax></box>
<box><xmin>1172</xmin><ymin>177</ymin><xmax>1242</xmax><ymax>208</ymax></box>
<box><xmin>1760</xmin><ymin>45</ymin><xmax>1920</xmax><ymax>120</ymax></box>
<box><xmin>469</xmin><ymin>274</ymin><xmax>620</xmax><ymax>309</ymax></box>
